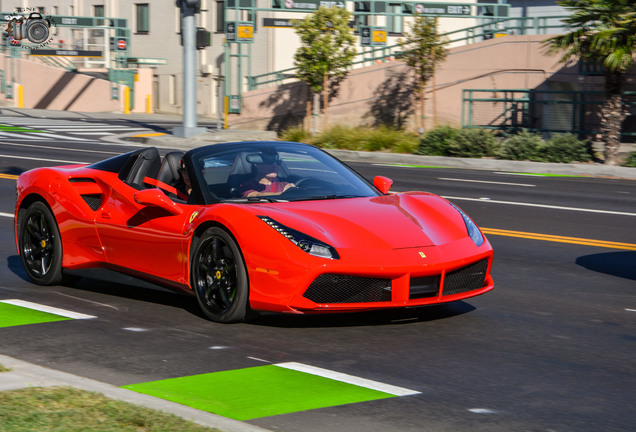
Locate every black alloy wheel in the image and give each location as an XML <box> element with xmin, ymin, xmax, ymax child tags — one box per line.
<box><xmin>19</xmin><ymin>201</ymin><xmax>63</xmax><ymax>285</ymax></box>
<box><xmin>191</xmin><ymin>227</ymin><xmax>250</xmax><ymax>323</ymax></box>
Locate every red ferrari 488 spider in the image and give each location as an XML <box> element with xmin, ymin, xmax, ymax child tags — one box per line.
<box><xmin>15</xmin><ymin>141</ymin><xmax>493</xmax><ymax>322</ymax></box>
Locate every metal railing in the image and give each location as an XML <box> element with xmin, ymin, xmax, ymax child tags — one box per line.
<box><xmin>247</xmin><ymin>15</ymin><xmax>568</xmax><ymax>91</ymax></box>
<box><xmin>462</xmin><ymin>89</ymin><xmax>636</xmax><ymax>139</ymax></box>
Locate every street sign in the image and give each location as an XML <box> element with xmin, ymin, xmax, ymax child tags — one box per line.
<box><xmin>360</xmin><ymin>26</ymin><xmax>371</xmax><ymax>46</ymax></box>
<box><xmin>126</xmin><ymin>57</ymin><xmax>168</xmax><ymax>65</ymax></box>
<box><xmin>409</xmin><ymin>2</ymin><xmax>473</xmax><ymax>16</ymax></box>
<box><xmin>226</xmin><ymin>22</ymin><xmax>236</xmax><ymax>42</ymax></box>
<box><xmin>272</xmin><ymin>0</ymin><xmax>346</xmax><ymax>11</ymax></box>
<box><xmin>116</xmin><ymin>38</ymin><xmax>127</xmax><ymax>50</ymax></box>
<box><xmin>29</xmin><ymin>49</ymin><xmax>103</xmax><ymax>57</ymax></box>
<box><xmin>361</xmin><ymin>26</ymin><xmax>387</xmax><ymax>46</ymax></box>
<box><xmin>226</xmin><ymin>22</ymin><xmax>254</xmax><ymax>43</ymax></box>
<box><xmin>237</xmin><ymin>23</ymin><xmax>254</xmax><ymax>41</ymax></box>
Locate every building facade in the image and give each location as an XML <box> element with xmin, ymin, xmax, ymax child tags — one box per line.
<box><xmin>1</xmin><ymin>0</ymin><xmax>565</xmax><ymax>117</ymax></box>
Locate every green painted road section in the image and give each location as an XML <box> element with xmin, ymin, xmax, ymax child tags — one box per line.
<box><xmin>0</xmin><ymin>302</ymin><xmax>71</xmax><ymax>328</ymax></box>
<box><xmin>122</xmin><ymin>364</ymin><xmax>395</xmax><ymax>420</ymax></box>
<box><xmin>0</xmin><ymin>124</ymin><xmax>46</xmax><ymax>133</ymax></box>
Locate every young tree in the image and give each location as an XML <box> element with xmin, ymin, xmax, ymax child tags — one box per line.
<box><xmin>399</xmin><ymin>15</ymin><xmax>448</xmax><ymax>133</ymax></box>
<box><xmin>293</xmin><ymin>6</ymin><xmax>357</xmax><ymax>132</ymax></box>
<box><xmin>545</xmin><ymin>0</ymin><xmax>636</xmax><ymax>165</ymax></box>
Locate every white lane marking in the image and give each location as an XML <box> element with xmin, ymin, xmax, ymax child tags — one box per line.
<box><xmin>438</xmin><ymin>177</ymin><xmax>536</xmax><ymax>187</ymax></box>
<box><xmin>276</xmin><ymin>362</ymin><xmax>420</xmax><ymax>396</ymax></box>
<box><xmin>468</xmin><ymin>408</ymin><xmax>499</xmax><ymax>414</ymax></box>
<box><xmin>0</xmin><ymin>142</ymin><xmax>120</xmax><ymax>155</ymax></box>
<box><xmin>0</xmin><ymin>154</ymin><xmax>88</xmax><ymax>164</ymax></box>
<box><xmin>0</xmin><ymin>299</ymin><xmax>96</xmax><ymax>319</ymax></box>
<box><xmin>443</xmin><ymin>195</ymin><xmax>636</xmax><ymax>217</ymax></box>
<box><xmin>123</xmin><ymin>327</ymin><xmax>149</xmax><ymax>332</ymax></box>
<box><xmin>70</xmin><ymin>132</ymin><xmax>115</xmax><ymax>135</ymax></box>
<box><xmin>0</xmin><ymin>131</ymin><xmax>47</xmax><ymax>140</ymax></box>
<box><xmin>626</xmin><ymin>309</ymin><xmax>636</xmax><ymax>313</ymax></box>
<box><xmin>28</xmin><ymin>132</ymin><xmax>94</xmax><ymax>141</ymax></box>
<box><xmin>0</xmin><ymin>212</ymin><xmax>12</xmax><ymax>218</ymax></box>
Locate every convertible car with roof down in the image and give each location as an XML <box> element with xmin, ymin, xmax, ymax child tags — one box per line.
<box><xmin>15</xmin><ymin>141</ymin><xmax>494</xmax><ymax>323</ymax></box>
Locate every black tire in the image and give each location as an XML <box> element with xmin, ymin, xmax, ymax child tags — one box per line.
<box><xmin>191</xmin><ymin>227</ymin><xmax>250</xmax><ymax>323</ymax></box>
<box><xmin>18</xmin><ymin>201</ymin><xmax>63</xmax><ymax>286</ymax></box>
<box><xmin>25</xmin><ymin>20</ymin><xmax>49</xmax><ymax>44</ymax></box>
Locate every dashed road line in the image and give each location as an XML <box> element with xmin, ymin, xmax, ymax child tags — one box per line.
<box><xmin>276</xmin><ymin>362</ymin><xmax>420</xmax><ymax>396</ymax></box>
<box><xmin>0</xmin><ymin>299</ymin><xmax>96</xmax><ymax>319</ymax></box>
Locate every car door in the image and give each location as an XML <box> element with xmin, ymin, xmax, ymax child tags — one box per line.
<box><xmin>95</xmin><ymin>183</ymin><xmax>192</xmax><ymax>286</ymax></box>
<box><xmin>94</xmin><ymin>149</ymin><xmax>193</xmax><ymax>287</ymax></box>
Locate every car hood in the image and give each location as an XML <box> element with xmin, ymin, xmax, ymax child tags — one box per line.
<box><xmin>258</xmin><ymin>192</ymin><xmax>468</xmax><ymax>249</ymax></box>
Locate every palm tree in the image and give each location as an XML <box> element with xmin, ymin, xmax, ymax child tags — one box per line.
<box><xmin>545</xmin><ymin>0</ymin><xmax>636</xmax><ymax>165</ymax></box>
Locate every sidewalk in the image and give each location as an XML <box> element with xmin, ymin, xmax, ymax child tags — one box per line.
<box><xmin>0</xmin><ymin>354</ymin><xmax>271</xmax><ymax>432</ymax></box>
<box><xmin>109</xmin><ymin>130</ymin><xmax>636</xmax><ymax>180</ymax></box>
<box><xmin>2</xmin><ymin>106</ymin><xmax>635</xmax><ymax>179</ymax></box>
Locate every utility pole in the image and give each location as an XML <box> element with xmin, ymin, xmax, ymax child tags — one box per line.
<box><xmin>173</xmin><ymin>0</ymin><xmax>206</xmax><ymax>138</ymax></box>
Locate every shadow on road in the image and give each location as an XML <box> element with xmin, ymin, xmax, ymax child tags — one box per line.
<box><xmin>251</xmin><ymin>300</ymin><xmax>476</xmax><ymax>328</ymax></box>
<box><xmin>576</xmin><ymin>251</ymin><xmax>636</xmax><ymax>281</ymax></box>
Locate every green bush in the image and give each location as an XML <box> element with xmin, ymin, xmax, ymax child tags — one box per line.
<box><xmin>446</xmin><ymin>128</ymin><xmax>501</xmax><ymax>158</ymax></box>
<box><xmin>364</xmin><ymin>126</ymin><xmax>419</xmax><ymax>153</ymax></box>
<box><xmin>280</xmin><ymin>126</ymin><xmax>310</xmax><ymax>143</ymax></box>
<box><xmin>500</xmin><ymin>130</ymin><xmax>544</xmax><ymax>161</ymax></box>
<box><xmin>417</xmin><ymin>126</ymin><xmax>459</xmax><ymax>156</ymax></box>
<box><xmin>539</xmin><ymin>134</ymin><xmax>592</xmax><ymax>163</ymax></box>
<box><xmin>314</xmin><ymin>125</ymin><xmax>368</xmax><ymax>150</ymax></box>
<box><xmin>623</xmin><ymin>152</ymin><xmax>636</xmax><ymax>167</ymax></box>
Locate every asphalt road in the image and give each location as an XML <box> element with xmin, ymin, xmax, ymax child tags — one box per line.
<box><xmin>0</xmin><ymin>114</ymin><xmax>635</xmax><ymax>432</ymax></box>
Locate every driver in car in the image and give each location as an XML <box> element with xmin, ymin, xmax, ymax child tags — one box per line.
<box><xmin>240</xmin><ymin>154</ymin><xmax>295</xmax><ymax>197</ymax></box>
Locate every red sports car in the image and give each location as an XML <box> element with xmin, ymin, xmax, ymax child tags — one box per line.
<box><xmin>15</xmin><ymin>141</ymin><xmax>493</xmax><ymax>323</ymax></box>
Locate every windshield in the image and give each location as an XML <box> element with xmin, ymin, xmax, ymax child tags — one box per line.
<box><xmin>185</xmin><ymin>141</ymin><xmax>380</xmax><ymax>204</ymax></box>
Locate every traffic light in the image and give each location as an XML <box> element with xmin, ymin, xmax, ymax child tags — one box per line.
<box><xmin>176</xmin><ymin>0</ymin><xmax>201</xmax><ymax>11</ymax></box>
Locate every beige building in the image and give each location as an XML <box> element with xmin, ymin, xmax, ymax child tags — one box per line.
<box><xmin>0</xmin><ymin>0</ymin><xmax>533</xmax><ymax>117</ymax></box>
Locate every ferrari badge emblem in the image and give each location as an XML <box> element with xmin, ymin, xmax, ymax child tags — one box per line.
<box><xmin>189</xmin><ymin>211</ymin><xmax>199</xmax><ymax>223</ymax></box>
<box><xmin>418</xmin><ymin>252</ymin><xmax>427</xmax><ymax>258</ymax></box>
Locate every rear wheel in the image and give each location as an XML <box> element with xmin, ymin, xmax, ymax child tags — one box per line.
<box><xmin>191</xmin><ymin>227</ymin><xmax>250</xmax><ymax>323</ymax></box>
<box><xmin>18</xmin><ymin>201</ymin><xmax>63</xmax><ymax>285</ymax></box>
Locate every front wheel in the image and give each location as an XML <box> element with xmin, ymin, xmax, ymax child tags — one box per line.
<box><xmin>191</xmin><ymin>227</ymin><xmax>250</xmax><ymax>323</ymax></box>
<box><xmin>18</xmin><ymin>201</ymin><xmax>63</xmax><ymax>285</ymax></box>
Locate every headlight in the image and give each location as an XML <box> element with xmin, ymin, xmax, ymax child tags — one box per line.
<box><xmin>449</xmin><ymin>202</ymin><xmax>484</xmax><ymax>247</ymax></box>
<box><xmin>258</xmin><ymin>216</ymin><xmax>340</xmax><ymax>259</ymax></box>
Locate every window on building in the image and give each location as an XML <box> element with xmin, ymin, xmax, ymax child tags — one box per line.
<box><xmin>169</xmin><ymin>75</ymin><xmax>177</xmax><ymax>105</ymax></box>
<box><xmin>135</xmin><ymin>3</ymin><xmax>150</xmax><ymax>34</ymax></box>
<box><xmin>94</xmin><ymin>5</ymin><xmax>105</xmax><ymax>17</ymax></box>
<box><xmin>216</xmin><ymin>1</ymin><xmax>225</xmax><ymax>33</ymax></box>
<box><xmin>387</xmin><ymin>3</ymin><xmax>402</xmax><ymax>34</ymax></box>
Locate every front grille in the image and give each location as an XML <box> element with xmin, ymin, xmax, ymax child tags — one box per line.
<box><xmin>409</xmin><ymin>276</ymin><xmax>440</xmax><ymax>299</ymax></box>
<box><xmin>81</xmin><ymin>194</ymin><xmax>102</xmax><ymax>211</ymax></box>
<box><xmin>303</xmin><ymin>274</ymin><xmax>391</xmax><ymax>304</ymax></box>
<box><xmin>442</xmin><ymin>259</ymin><xmax>489</xmax><ymax>296</ymax></box>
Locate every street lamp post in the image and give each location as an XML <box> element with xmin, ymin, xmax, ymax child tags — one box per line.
<box><xmin>173</xmin><ymin>0</ymin><xmax>207</xmax><ymax>138</ymax></box>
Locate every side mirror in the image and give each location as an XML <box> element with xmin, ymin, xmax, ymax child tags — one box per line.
<box><xmin>373</xmin><ymin>176</ymin><xmax>393</xmax><ymax>194</ymax></box>
<box><xmin>134</xmin><ymin>189</ymin><xmax>184</xmax><ymax>215</ymax></box>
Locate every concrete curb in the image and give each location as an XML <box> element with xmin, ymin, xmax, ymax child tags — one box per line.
<box><xmin>107</xmin><ymin>131</ymin><xmax>636</xmax><ymax>180</ymax></box>
<box><xmin>0</xmin><ymin>354</ymin><xmax>272</xmax><ymax>432</ymax></box>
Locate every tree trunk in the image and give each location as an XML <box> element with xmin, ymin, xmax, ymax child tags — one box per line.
<box><xmin>419</xmin><ymin>85</ymin><xmax>425</xmax><ymax>133</ymax></box>
<box><xmin>323</xmin><ymin>73</ymin><xmax>329</xmax><ymax>131</ymax></box>
<box><xmin>305</xmin><ymin>86</ymin><xmax>312</xmax><ymax>134</ymax></box>
<box><xmin>600</xmin><ymin>71</ymin><xmax>627</xmax><ymax>165</ymax></box>
<box><xmin>432</xmin><ymin>72</ymin><xmax>437</xmax><ymax>128</ymax></box>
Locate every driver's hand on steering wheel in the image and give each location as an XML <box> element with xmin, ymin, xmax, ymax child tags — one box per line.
<box><xmin>283</xmin><ymin>183</ymin><xmax>296</xmax><ymax>191</ymax></box>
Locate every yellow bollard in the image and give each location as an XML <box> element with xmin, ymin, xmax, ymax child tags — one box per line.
<box><xmin>123</xmin><ymin>86</ymin><xmax>130</xmax><ymax>115</ymax></box>
<box><xmin>17</xmin><ymin>84</ymin><xmax>23</xmax><ymax>108</ymax></box>
<box><xmin>146</xmin><ymin>94</ymin><xmax>152</xmax><ymax>114</ymax></box>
